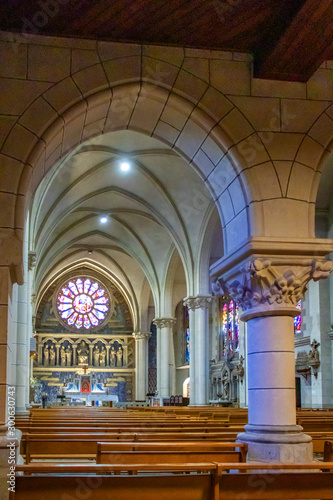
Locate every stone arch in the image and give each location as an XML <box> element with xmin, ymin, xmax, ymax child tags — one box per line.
<box><xmin>3</xmin><ymin>82</ymin><xmax>254</xmax><ymax>278</ymax></box>
<box><xmin>35</xmin><ymin>258</ymin><xmax>138</xmax><ymax>332</ymax></box>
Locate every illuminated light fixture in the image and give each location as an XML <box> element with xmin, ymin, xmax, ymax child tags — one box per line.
<box><xmin>120</xmin><ymin>161</ymin><xmax>130</xmax><ymax>172</ymax></box>
<box><xmin>100</xmin><ymin>216</ymin><xmax>108</xmax><ymax>224</ymax></box>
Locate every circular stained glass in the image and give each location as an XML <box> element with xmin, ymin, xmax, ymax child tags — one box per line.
<box><xmin>57</xmin><ymin>278</ymin><xmax>109</xmax><ymax>330</ymax></box>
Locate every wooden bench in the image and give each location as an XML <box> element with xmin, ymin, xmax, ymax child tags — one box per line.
<box><xmin>23</xmin><ymin>432</ymin><xmax>240</xmax><ymax>463</ymax></box>
<box><xmin>324</xmin><ymin>441</ymin><xmax>333</xmax><ymax>461</ymax></box>
<box><xmin>12</xmin><ymin>462</ymin><xmax>333</xmax><ymax>500</ymax></box>
<box><xmin>96</xmin><ymin>441</ymin><xmax>248</xmax><ymax>465</ymax></box>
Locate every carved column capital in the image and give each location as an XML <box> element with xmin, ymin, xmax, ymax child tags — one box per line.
<box><xmin>28</xmin><ymin>251</ymin><xmax>37</xmax><ymax>271</ymax></box>
<box><xmin>153</xmin><ymin>317</ymin><xmax>176</xmax><ymax>328</ymax></box>
<box><xmin>183</xmin><ymin>295</ymin><xmax>212</xmax><ymax>310</ymax></box>
<box><xmin>212</xmin><ymin>257</ymin><xmax>333</xmax><ymax>321</ymax></box>
<box><xmin>132</xmin><ymin>331</ymin><xmax>151</xmax><ymax>340</ymax></box>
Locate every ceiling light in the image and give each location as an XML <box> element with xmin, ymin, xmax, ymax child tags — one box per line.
<box><xmin>100</xmin><ymin>216</ymin><xmax>108</xmax><ymax>224</ymax></box>
<box><xmin>120</xmin><ymin>161</ymin><xmax>130</xmax><ymax>172</ymax></box>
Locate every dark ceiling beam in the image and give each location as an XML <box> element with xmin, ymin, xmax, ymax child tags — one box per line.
<box><xmin>254</xmin><ymin>0</ymin><xmax>333</xmax><ymax>82</ymax></box>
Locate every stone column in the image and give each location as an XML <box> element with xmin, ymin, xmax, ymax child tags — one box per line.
<box><xmin>153</xmin><ymin>318</ymin><xmax>176</xmax><ymax>398</ymax></box>
<box><xmin>55</xmin><ymin>344</ymin><xmax>60</xmax><ymax>366</ymax></box>
<box><xmin>183</xmin><ymin>296</ymin><xmax>212</xmax><ymax>406</ymax></box>
<box><xmin>73</xmin><ymin>345</ymin><xmax>77</xmax><ymax>366</ymax></box>
<box><xmin>132</xmin><ymin>332</ymin><xmax>151</xmax><ymax>401</ymax></box>
<box><xmin>212</xmin><ymin>254</ymin><xmax>333</xmax><ymax>463</ymax></box>
<box><xmin>89</xmin><ymin>345</ymin><xmax>93</xmax><ymax>366</ymax></box>
<box><xmin>106</xmin><ymin>345</ymin><xmax>110</xmax><ymax>367</ymax></box>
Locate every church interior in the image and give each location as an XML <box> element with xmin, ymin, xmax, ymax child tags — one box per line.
<box><xmin>0</xmin><ymin>0</ymin><xmax>333</xmax><ymax>498</ymax></box>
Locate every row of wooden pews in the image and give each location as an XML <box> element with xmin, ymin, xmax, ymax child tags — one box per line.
<box><xmin>12</xmin><ymin>462</ymin><xmax>333</xmax><ymax>500</ymax></box>
<box><xmin>12</xmin><ymin>406</ymin><xmax>333</xmax><ymax>500</ymax></box>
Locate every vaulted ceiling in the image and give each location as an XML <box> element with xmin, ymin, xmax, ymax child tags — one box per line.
<box><xmin>1</xmin><ymin>0</ymin><xmax>332</xmax><ymax>81</ymax></box>
<box><xmin>31</xmin><ymin>130</ymin><xmax>221</xmax><ymax>327</ymax></box>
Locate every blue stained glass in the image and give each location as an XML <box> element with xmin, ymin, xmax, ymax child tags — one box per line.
<box><xmin>93</xmin><ymin>310</ymin><xmax>105</xmax><ymax>320</ymax></box>
<box><xmin>76</xmin><ymin>278</ymin><xmax>83</xmax><ymax>293</ymax></box>
<box><xmin>88</xmin><ymin>313</ymin><xmax>99</xmax><ymax>326</ymax></box>
<box><xmin>186</xmin><ymin>328</ymin><xmax>190</xmax><ymax>362</ymax></box>
<box><xmin>58</xmin><ymin>303</ymin><xmax>72</xmax><ymax>312</ymax></box>
<box><xmin>61</xmin><ymin>308</ymin><xmax>74</xmax><ymax>319</ymax></box>
<box><xmin>58</xmin><ymin>296</ymin><xmax>71</xmax><ymax>303</ymax></box>
<box><xmin>75</xmin><ymin>315</ymin><xmax>83</xmax><ymax>329</ymax></box>
<box><xmin>94</xmin><ymin>304</ymin><xmax>108</xmax><ymax>313</ymax></box>
<box><xmin>67</xmin><ymin>312</ymin><xmax>78</xmax><ymax>325</ymax></box>
<box><xmin>68</xmin><ymin>281</ymin><xmax>78</xmax><ymax>295</ymax></box>
<box><xmin>84</xmin><ymin>279</ymin><xmax>91</xmax><ymax>294</ymax></box>
<box><xmin>294</xmin><ymin>300</ymin><xmax>302</xmax><ymax>334</ymax></box>
<box><xmin>89</xmin><ymin>283</ymin><xmax>99</xmax><ymax>296</ymax></box>
<box><xmin>94</xmin><ymin>297</ymin><xmax>108</xmax><ymax>305</ymax></box>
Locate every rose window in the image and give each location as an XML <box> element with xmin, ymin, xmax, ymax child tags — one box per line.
<box><xmin>57</xmin><ymin>278</ymin><xmax>109</xmax><ymax>329</ymax></box>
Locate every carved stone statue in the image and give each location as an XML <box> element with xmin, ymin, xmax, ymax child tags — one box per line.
<box><xmin>93</xmin><ymin>346</ymin><xmax>100</xmax><ymax>367</ymax></box>
<box><xmin>43</xmin><ymin>345</ymin><xmax>49</xmax><ymax>366</ymax></box>
<box><xmin>116</xmin><ymin>347</ymin><xmax>123</xmax><ymax>367</ymax></box>
<box><xmin>308</xmin><ymin>340</ymin><xmax>320</xmax><ymax>363</ymax></box>
<box><xmin>65</xmin><ymin>346</ymin><xmax>72</xmax><ymax>366</ymax></box>
<box><xmin>77</xmin><ymin>340</ymin><xmax>89</xmax><ymax>365</ymax></box>
<box><xmin>110</xmin><ymin>346</ymin><xmax>116</xmax><ymax>366</ymax></box>
<box><xmin>235</xmin><ymin>355</ymin><xmax>245</xmax><ymax>379</ymax></box>
<box><xmin>60</xmin><ymin>346</ymin><xmax>66</xmax><ymax>366</ymax></box>
<box><xmin>222</xmin><ymin>372</ymin><xmax>229</xmax><ymax>399</ymax></box>
<box><xmin>99</xmin><ymin>346</ymin><xmax>106</xmax><ymax>367</ymax></box>
<box><xmin>49</xmin><ymin>345</ymin><xmax>56</xmax><ymax>366</ymax></box>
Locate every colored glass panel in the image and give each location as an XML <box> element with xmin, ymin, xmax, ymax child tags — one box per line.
<box><xmin>89</xmin><ymin>283</ymin><xmax>99</xmax><ymax>296</ymax></box>
<box><xmin>83</xmin><ymin>316</ymin><xmax>91</xmax><ymax>329</ymax></box>
<box><xmin>61</xmin><ymin>308</ymin><xmax>74</xmax><ymax>319</ymax></box>
<box><xmin>234</xmin><ymin>303</ymin><xmax>239</xmax><ymax>352</ymax></box>
<box><xmin>58</xmin><ymin>303</ymin><xmax>72</xmax><ymax>312</ymax></box>
<box><xmin>186</xmin><ymin>328</ymin><xmax>190</xmax><ymax>362</ymax></box>
<box><xmin>73</xmin><ymin>294</ymin><xmax>93</xmax><ymax>314</ymax></box>
<box><xmin>222</xmin><ymin>303</ymin><xmax>228</xmax><ymax>356</ymax></box>
<box><xmin>84</xmin><ymin>279</ymin><xmax>91</xmax><ymax>294</ymax></box>
<box><xmin>294</xmin><ymin>300</ymin><xmax>302</xmax><ymax>334</ymax></box>
<box><xmin>57</xmin><ymin>278</ymin><xmax>109</xmax><ymax>330</ymax></box>
<box><xmin>93</xmin><ymin>310</ymin><xmax>105</xmax><ymax>320</ymax></box>
<box><xmin>76</xmin><ymin>278</ymin><xmax>83</xmax><ymax>293</ymax></box>
<box><xmin>67</xmin><ymin>312</ymin><xmax>78</xmax><ymax>325</ymax></box>
<box><xmin>94</xmin><ymin>304</ymin><xmax>108</xmax><ymax>313</ymax></box>
<box><xmin>88</xmin><ymin>313</ymin><xmax>99</xmax><ymax>326</ymax></box>
<box><xmin>75</xmin><ymin>315</ymin><xmax>83</xmax><ymax>329</ymax></box>
<box><xmin>68</xmin><ymin>281</ymin><xmax>78</xmax><ymax>295</ymax></box>
<box><xmin>62</xmin><ymin>287</ymin><xmax>74</xmax><ymax>299</ymax></box>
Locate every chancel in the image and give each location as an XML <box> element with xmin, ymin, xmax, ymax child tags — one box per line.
<box><xmin>0</xmin><ymin>1</ymin><xmax>333</xmax><ymax>499</ymax></box>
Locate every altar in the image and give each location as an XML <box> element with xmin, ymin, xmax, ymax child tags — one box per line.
<box><xmin>63</xmin><ymin>373</ymin><xmax>118</xmax><ymax>405</ymax></box>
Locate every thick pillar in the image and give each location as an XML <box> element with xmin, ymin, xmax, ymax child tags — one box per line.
<box><xmin>184</xmin><ymin>296</ymin><xmax>212</xmax><ymax>405</ymax></box>
<box><xmin>132</xmin><ymin>332</ymin><xmax>151</xmax><ymax>401</ymax></box>
<box><xmin>153</xmin><ymin>318</ymin><xmax>175</xmax><ymax>398</ymax></box>
<box><xmin>212</xmin><ymin>250</ymin><xmax>333</xmax><ymax>463</ymax></box>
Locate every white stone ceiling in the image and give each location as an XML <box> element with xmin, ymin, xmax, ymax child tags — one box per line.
<box><xmin>31</xmin><ymin>130</ymin><xmax>220</xmax><ymax>328</ymax></box>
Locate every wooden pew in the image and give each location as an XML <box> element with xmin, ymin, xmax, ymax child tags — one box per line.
<box><xmin>324</xmin><ymin>441</ymin><xmax>333</xmax><ymax>461</ymax></box>
<box><xmin>12</xmin><ymin>462</ymin><xmax>333</xmax><ymax>500</ymax></box>
<box><xmin>23</xmin><ymin>432</ymin><xmax>240</xmax><ymax>463</ymax></box>
<box><xmin>96</xmin><ymin>441</ymin><xmax>248</xmax><ymax>465</ymax></box>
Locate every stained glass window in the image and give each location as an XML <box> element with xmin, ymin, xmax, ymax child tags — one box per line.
<box><xmin>294</xmin><ymin>300</ymin><xmax>302</xmax><ymax>334</ymax></box>
<box><xmin>184</xmin><ymin>306</ymin><xmax>190</xmax><ymax>364</ymax></box>
<box><xmin>57</xmin><ymin>278</ymin><xmax>109</xmax><ymax>330</ymax></box>
<box><xmin>219</xmin><ymin>297</ymin><xmax>239</xmax><ymax>358</ymax></box>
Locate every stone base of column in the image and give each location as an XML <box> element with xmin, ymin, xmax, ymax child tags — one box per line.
<box><xmin>15</xmin><ymin>408</ymin><xmax>30</xmax><ymax>415</ymax></box>
<box><xmin>237</xmin><ymin>424</ymin><xmax>313</xmax><ymax>463</ymax></box>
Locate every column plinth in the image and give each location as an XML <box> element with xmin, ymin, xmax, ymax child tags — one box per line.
<box><xmin>213</xmin><ymin>253</ymin><xmax>333</xmax><ymax>463</ymax></box>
